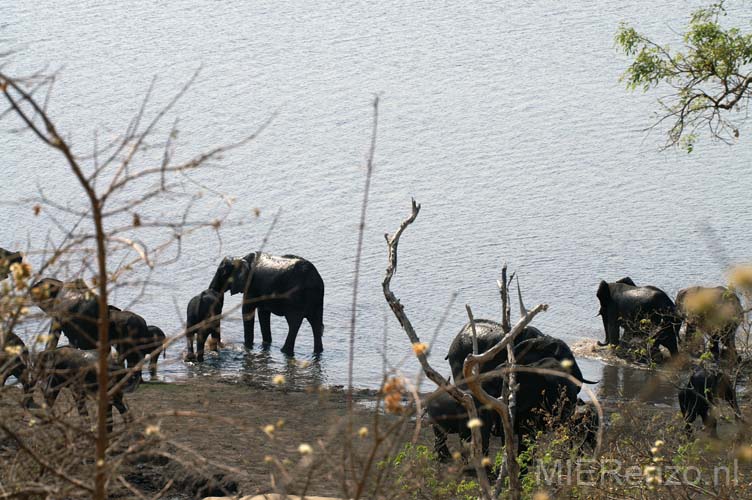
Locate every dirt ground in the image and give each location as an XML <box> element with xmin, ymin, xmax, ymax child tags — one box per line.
<box><xmin>124</xmin><ymin>376</ymin><xmax>424</xmax><ymax>499</ymax></box>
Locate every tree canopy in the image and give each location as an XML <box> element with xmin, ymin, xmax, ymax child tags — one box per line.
<box><xmin>616</xmin><ymin>1</ymin><xmax>752</xmax><ymax>151</ymax></box>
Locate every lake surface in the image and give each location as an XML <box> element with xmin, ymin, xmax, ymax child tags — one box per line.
<box><xmin>3</xmin><ymin>1</ymin><xmax>752</xmax><ymax>402</ymax></box>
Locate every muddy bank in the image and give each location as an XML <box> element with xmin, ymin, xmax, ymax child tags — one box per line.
<box><xmin>122</xmin><ymin>377</ymin><xmax>407</xmax><ymax>499</ymax></box>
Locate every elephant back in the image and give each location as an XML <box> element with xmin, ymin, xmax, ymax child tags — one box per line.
<box><xmin>676</xmin><ymin>286</ymin><xmax>742</xmax><ymax>324</ymax></box>
<box><xmin>514</xmin><ymin>336</ymin><xmax>586</xmax><ymax>383</ymax></box>
<box><xmin>55</xmin><ymin>288</ymin><xmax>101</xmax><ymax>349</ymax></box>
<box><xmin>445</xmin><ymin>320</ymin><xmax>543</xmax><ymax>386</ymax></box>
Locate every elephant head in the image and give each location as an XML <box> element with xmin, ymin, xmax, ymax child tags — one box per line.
<box><xmin>213</xmin><ymin>256</ymin><xmax>250</xmax><ymax>295</ymax></box>
<box><xmin>29</xmin><ymin>278</ymin><xmax>64</xmax><ymax>313</ymax></box>
<box><xmin>596</xmin><ymin>279</ymin><xmax>621</xmax><ymax>347</ymax></box>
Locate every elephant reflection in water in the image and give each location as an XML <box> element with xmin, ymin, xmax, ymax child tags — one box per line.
<box><xmin>598</xmin><ymin>364</ymin><xmax>676</xmax><ymax>404</ymax></box>
<box><xmin>240</xmin><ymin>350</ymin><xmax>325</xmax><ymax>390</ymax></box>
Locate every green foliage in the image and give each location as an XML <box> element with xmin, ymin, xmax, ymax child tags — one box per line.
<box><xmin>380</xmin><ymin>443</ymin><xmax>480</xmax><ymax>500</ymax></box>
<box><xmin>616</xmin><ymin>1</ymin><xmax>752</xmax><ymax>150</ymax></box>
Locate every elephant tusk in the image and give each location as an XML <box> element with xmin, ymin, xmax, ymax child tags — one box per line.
<box><xmin>516</xmin><ymin>275</ymin><xmax>528</xmax><ymax>318</ymax></box>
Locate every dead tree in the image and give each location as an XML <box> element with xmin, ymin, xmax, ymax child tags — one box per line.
<box><xmin>0</xmin><ymin>67</ymin><xmax>268</xmax><ymax>499</ymax></box>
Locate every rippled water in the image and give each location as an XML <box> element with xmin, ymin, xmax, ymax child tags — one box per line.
<box><xmin>3</xmin><ymin>1</ymin><xmax>752</xmax><ymax>402</ymax></box>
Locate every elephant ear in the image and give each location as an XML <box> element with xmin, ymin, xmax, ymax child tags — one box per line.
<box><xmin>675</xmin><ymin>288</ymin><xmax>689</xmax><ymax>310</ymax></box>
<box><xmin>616</xmin><ymin>277</ymin><xmax>635</xmax><ymax>286</ymax></box>
<box><xmin>229</xmin><ymin>258</ymin><xmax>250</xmax><ymax>295</ymax></box>
<box><xmin>30</xmin><ymin>278</ymin><xmax>63</xmax><ymax>309</ymax></box>
<box><xmin>596</xmin><ymin>280</ymin><xmax>610</xmax><ymax>303</ymax></box>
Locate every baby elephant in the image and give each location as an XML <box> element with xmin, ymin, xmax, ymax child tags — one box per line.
<box><xmin>32</xmin><ymin>347</ymin><xmax>136</xmax><ymax>432</ymax></box>
<box><xmin>144</xmin><ymin>325</ymin><xmax>166</xmax><ymax>377</ymax></box>
<box><xmin>425</xmin><ymin>389</ymin><xmax>497</xmax><ymax>462</ymax></box>
<box><xmin>186</xmin><ymin>288</ymin><xmax>224</xmax><ymax>362</ymax></box>
<box><xmin>678</xmin><ymin>366</ymin><xmax>742</xmax><ymax>438</ymax></box>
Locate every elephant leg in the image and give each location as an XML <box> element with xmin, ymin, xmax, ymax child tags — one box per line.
<box><xmin>149</xmin><ymin>353</ymin><xmax>158</xmax><ymax>378</ymax></box>
<box><xmin>432</xmin><ymin>425</ymin><xmax>451</xmax><ymax>462</ymax></box>
<box><xmin>281</xmin><ymin>313</ymin><xmax>304</xmax><ymax>356</ymax></box>
<box><xmin>606</xmin><ymin>313</ymin><xmax>620</xmax><ymax>346</ymax></box>
<box><xmin>723</xmin><ymin>329</ymin><xmax>739</xmax><ymax>366</ymax></box>
<box><xmin>126</xmin><ymin>352</ymin><xmax>144</xmax><ymax>385</ymax></box>
<box><xmin>242</xmin><ymin>299</ymin><xmax>256</xmax><ymax>348</ymax></box>
<box><xmin>656</xmin><ymin>326</ymin><xmax>678</xmax><ymax>356</ymax></box>
<box><xmin>709</xmin><ymin>334</ymin><xmax>723</xmax><ymax>359</ymax></box>
<box><xmin>196</xmin><ymin>331</ymin><xmax>208</xmax><ymax>363</ymax></box>
<box><xmin>258</xmin><ymin>308</ymin><xmax>272</xmax><ymax>345</ymax></box>
<box><xmin>185</xmin><ymin>329</ymin><xmax>196</xmax><ymax>361</ymax></box>
<box><xmin>113</xmin><ymin>393</ymin><xmax>131</xmax><ymax>424</ymax></box>
<box><xmin>308</xmin><ymin>305</ymin><xmax>324</xmax><ymax>355</ymax></box>
<box><xmin>679</xmin><ymin>389</ymin><xmax>697</xmax><ymax>437</ymax></box>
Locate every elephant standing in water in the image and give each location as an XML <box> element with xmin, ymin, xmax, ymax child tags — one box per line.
<box><xmin>675</xmin><ymin>286</ymin><xmax>743</xmax><ymax>365</ymax></box>
<box><xmin>185</xmin><ymin>287</ymin><xmax>224</xmax><ymax>363</ymax></box>
<box><xmin>596</xmin><ymin>277</ymin><xmax>680</xmax><ymax>356</ymax></box>
<box><xmin>213</xmin><ymin>252</ymin><xmax>324</xmax><ymax>356</ymax></box>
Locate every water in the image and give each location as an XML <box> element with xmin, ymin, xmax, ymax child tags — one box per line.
<box><xmin>2</xmin><ymin>1</ymin><xmax>752</xmax><ymax>403</ymax></box>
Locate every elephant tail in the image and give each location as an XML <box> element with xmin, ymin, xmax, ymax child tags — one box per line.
<box><xmin>582</xmin><ymin>378</ymin><xmax>599</xmax><ymax>385</ymax></box>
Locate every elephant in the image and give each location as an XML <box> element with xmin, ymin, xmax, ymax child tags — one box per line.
<box><xmin>106</xmin><ymin>306</ymin><xmax>151</xmax><ymax>381</ymax></box>
<box><xmin>678</xmin><ymin>365</ymin><xmax>742</xmax><ymax>438</ymax></box>
<box><xmin>425</xmin><ymin>389</ymin><xmax>497</xmax><ymax>463</ymax></box>
<box><xmin>29</xmin><ymin>347</ymin><xmax>135</xmax><ymax>432</ymax></box>
<box><xmin>144</xmin><ymin>326</ymin><xmax>166</xmax><ymax>377</ymax></box>
<box><xmin>445</xmin><ymin>319</ymin><xmax>542</xmax><ymax>391</ymax></box>
<box><xmin>445</xmin><ymin>319</ymin><xmax>595</xmax><ymax>394</ymax></box>
<box><xmin>596</xmin><ymin>277</ymin><xmax>680</xmax><ymax>356</ymax></box>
<box><xmin>0</xmin><ymin>331</ymin><xmax>34</xmax><ymax>406</ymax></box>
<box><xmin>675</xmin><ymin>286</ymin><xmax>742</xmax><ymax>365</ymax></box>
<box><xmin>501</xmin><ymin>357</ymin><xmax>582</xmax><ymax>460</ymax></box>
<box><xmin>29</xmin><ymin>278</ymin><xmax>149</xmax><ymax>381</ymax></box>
<box><xmin>0</xmin><ymin>248</ymin><xmax>22</xmax><ymax>281</ymax></box>
<box><xmin>109</xmin><ymin>306</ymin><xmax>166</xmax><ymax>378</ymax></box>
<box><xmin>213</xmin><ymin>252</ymin><xmax>325</xmax><ymax>355</ymax></box>
<box><xmin>185</xmin><ymin>288</ymin><xmax>224</xmax><ymax>362</ymax></box>
<box><xmin>571</xmin><ymin>399</ymin><xmax>600</xmax><ymax>454</ymax></box>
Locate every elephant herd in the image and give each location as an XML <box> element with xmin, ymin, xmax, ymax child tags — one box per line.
<box><xmin>184</xmin><ymin>252</ymin><xmax>325</xmax><ymax>362</ymax></box>
<box><xmin>0</xmin><ymin>248</ymin><xmax>326</xmax><ymax>429</ymax></box>
<box><xmin>0</xmin><ymin>244</ymin><xmax>747</xmax><ymax>451</ymax></box>
<box><xmin>426</xmin><ymin>276</ymin><xmax>748</xmax><ymax>464</ymax></box>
